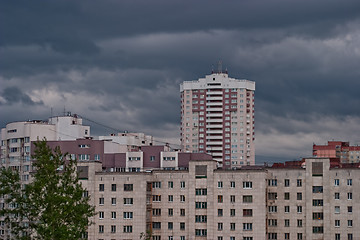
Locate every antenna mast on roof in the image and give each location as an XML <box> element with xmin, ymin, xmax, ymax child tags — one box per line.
<box><xmin>218</xmin><ymin>60</ymin><xmax>222</xmax><ymax>73</ymax></box>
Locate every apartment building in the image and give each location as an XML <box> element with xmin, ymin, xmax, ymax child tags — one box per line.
<box><xmin>313</xmin><ymin>141</ymin><xmax>360</xmax><ymax>163</ymax></box>
<box><xmin>180</xmin><ymin>71</ymin><xmax>255</xmax><ymax>168</ymax></box>
<box><xmin>0</xmin><ymin>113</ymin><xmax>90</xmax><ymax>182</ymax></box>
<box><xmin>77</xmin><ymin>157</ymin><xmax>359</xmax><ymax>240</ymax></box>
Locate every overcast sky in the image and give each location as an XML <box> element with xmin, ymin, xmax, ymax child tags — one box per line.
<box><xmin>1</xmin><ymin>0</ymin><xmax>360</xmax><ymax>163</ymax></box>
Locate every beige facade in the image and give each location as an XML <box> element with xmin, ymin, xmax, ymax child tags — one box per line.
<box><xmin>79</xmin><ymin>158</ymin><xmax>359</xmax><ymax>240</ymax></box>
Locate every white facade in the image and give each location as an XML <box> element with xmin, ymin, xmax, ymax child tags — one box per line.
<box><xmin>180</xmin><ymin>72</ymin><xmax>255</xmax><ymax>168</ymax></box>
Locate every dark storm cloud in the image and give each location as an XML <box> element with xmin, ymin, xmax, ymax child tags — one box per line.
<box><xmin>1</xmin><ymin>0</ymin><xmax>360</xmax><ymax>160</ymax></box>
<box><xmin>1</xmin><ymin>87</ymin><xmax>43</xmax><ymax>106</ymax></box>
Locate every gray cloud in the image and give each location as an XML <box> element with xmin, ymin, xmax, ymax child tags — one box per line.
<box><xmin>1</xmin><ymin>0</ymin><xmax>360</xmax><ymax>161</ymax></box>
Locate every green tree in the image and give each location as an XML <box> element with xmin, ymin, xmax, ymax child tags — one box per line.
<box><xmin>0</xmin><ymin>140</ymin><xmax>95</xmax><ymax>240</ymax></box>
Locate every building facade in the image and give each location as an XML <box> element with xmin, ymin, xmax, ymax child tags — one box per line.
<box><xmin>77</xmin><ymin>158</ymin><xmax>359</xmax><ymax>240</ymax></box>
<box><xmin>180</xmin><ymin>71</ymin><xmax>255</xmax><ymax>168</ymax></box>
<box><xmin>313</xmin><ymin>141</ymin><xmax>360</xmax><ymax>163</ymax></box>
<box><xmin>0</xmin><ymin>113</ymin><xmax>90</xmax><ymax>182</ymax></box>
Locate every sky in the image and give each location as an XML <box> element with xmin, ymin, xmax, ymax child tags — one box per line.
<box><xmin>1</xmin><ymin>0</ymin><xmax>360</xmax><ymax>163</ymax></box>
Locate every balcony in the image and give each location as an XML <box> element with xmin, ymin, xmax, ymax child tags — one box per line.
<box><xmin>207</xmin><ymin>147</ymin><xmax>223</xmax><ymax>151</ymax></box>
<box><xmin>206</xmin><ymin>102</ymin><xmax>223</xmax><ymax>106</ymax></box>
<box><xmin>206</xmin><ymin>130</ymin><xmax>223</xmax><ymax>134</ymax></box>
<box><xmin>206</xmin><ymin>119</ymin><xmax>223</xmax><ymax>123</ymax></box>
<box><xmin>206</xmin><ymin>140</ymin><xmax>223</xmax><ymax>144</ymax></box>
<box><xmin>207</xmin><ymin>113</ymin><xmax>222</xmax><ymax>117</ymax></box>
<box><xmin>206</xmin><ymin>124</ymin><xmax>223</xmax><ymax>128</ymax></box>
<box><xmin>206</xmin><ymin>135</ymin><xmax>223</xmax><ymax>140</ymax></box>
<box><xmin>206</xmin><ymin>96</ymin><xmax>223</xmax><ymax>101</ymax></box>
<box><xmin>206</xmin><ymin>108</ymin><xmax>223</xmax><ymax>112</ymax></box>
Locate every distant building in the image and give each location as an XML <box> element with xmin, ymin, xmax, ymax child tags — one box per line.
<box><xmin>0</xmin><ymin>113</ymin><xmax>90</xmax><ymax>181</ymax></box>
<box><xmin>313</xmin><ymin>141</ymin><xmax>360</xmax><ymax>163</ymax></box>
<box><xmin>180</xmin><ymin>70</ymin><xmax>255</xmax><ymax>168</ymax></box>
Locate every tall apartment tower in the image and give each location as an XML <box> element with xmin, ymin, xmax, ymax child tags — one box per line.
<box><xmin>180</xmin><ymin>70</ymin><xmax>255</xmax><ymax>168</ymax></box>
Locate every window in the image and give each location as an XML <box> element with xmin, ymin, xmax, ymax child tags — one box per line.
<box><xmin>284</xmin><ymin>192</ymin><xmax>290</xmax><ymax>200</ymax></box>
<box><xmin>111</xmin><ymin>184</ymin><xmax>116</xmax><ymax>192</ymax></box>
<box><xmin>268</xmin><ymin>179</ymin><xmax>277</xmax><ymax>186</ymax></box>
<box><xmin>348</xmin><ymin>220</ymin><xmax>353</xmax><ymax>227</ymax></box>
<box><xmin>269</xmin><ymin>206</ymin><xmax>277</xmax><ymax>213</ymax></box>
<box><xmin>152</xmin><ymin>182</ymin><xmax>161</xmax><ymax>188</ymax></box>
<box><xmin>335</xmin><ymin>206</ymin><xmax>340</xmax><ymax>214</ymax></box>
<box><xmin>123</xmin><ymin>225</ymin><xmax>132</xmax><ymax>233</ymax></box>
<box><xmin>111</xmin><ymin>225</ymin><xmax>116</xmax><ymax>233</ymax></box>
<box><xmin>348</xmin><ymin>206</ymin><xmax>352</xmax><ymax>213</ymax></box>
<box><xmin>348</xmin><ymin>234</ymin><xmax>353</xmax><ymax>240</ymax></box>
<box><xmin>285</xmin><ymin>233</ymin><xmax>290</xmax><ymax>240</ymax></box>
<box><xmin>283</xmin><ymin>205</ymin><xmax>289</xmax><ymax>213</ymax></box>
<box><xmin>243</xmin><ymin>195</ymin><xmax>253</xmax><ymax>203</ymax></box>
<box><xmin>195</xmin><ymin>202</ymin><xmax>207</xmax><ymax>209</ymax></box>
<box><xmin>218</xmin><ymin>195</ymin><xmax>223</xmax><ymax>203</ymax></box>
<box><xmin>335</xmin><ymin>192</ymin><xmax>340</xmax><ymax>200</ymax></box>
<box><xmin>99</xmin><ymin>197</ymin><xmax>104</xmax><ymax>205</ymax></box>
<box><xmin>168</xmin><ymin>181</ymin><xmax>173</xmax><ymax>188</ymax></box>
<box><xmin>229</xmin><ymin>223</ymin><xmax>235</xmax><ymax>231</ymax></box>
<box><xmin>297</xmin><ymin>179</ymin><xmax>302</xmax><ymax>187</ymax></box>
<box><xmin>335</xmin><ymin>220</ymin><xmax>340</xmax><ymax>227</ymax></box>
<box><xmin>348</xmin><ymin>192</ymin><xmax>352</xmax><ymax>200</ymax></box>
<box><xmin>268</xmin><ymin>219</ymin><xmax>277</xmax><ymax>226</ymax></box>
<box><xmin>268</xmin><ymin>192</ymin><xmax>277</xmax><ymax>200</ymax></box>
<box><xmin>94</xmin><ymin>154</ymin><xmax>100</xmax><ymax>160</ymax></box>
<box><xmin>180</xmin><ymin>236</ymin><xmax>185</xmax><ymax>240</ymax></box>
<box><xmin>335</xmin><ymin>234</ymin><xmax>340</xmax><ymax>240</ymax></box>
<box><xmin>230</xmin><ymin>195</ymin><xmax>236</xmax><ymax>203</ymax></box>
<box><xmin>168</xmin><ymin>208</ymin><xmax>173</xmax><ymax>216</ymax></box>
<box><xmin>313</xmin><ymin>199</ymin><xmax>323</xmax><ymax>206</ymax></box>
<box><xmin>124</xmin><ymin>198</ymin><xmax>133</xmax><ymax>205</ymax></box>
<box><xmin>297</xmin><ymin>219</ymin><xmax>302</xmax><ymax>227</ymax></box>
<box><xmin>168</xmin><ymin>195</ymin><xmax>173</xmax><ymax>202</ymax></box>
<box><xmin>195</xmin><ymin>215</ymin><xmax>207</xmax><ymax>223</ymax></box>
<box><xmin>99</xmin><ymin>211</ymin><xmax>104</xmax><ymax>219</ymax></box>
<box><xmin>180</xmin><ymin>181</ymin><xmax>186</xmax><ymax>189</ymax></box>
<box><xmin>111</xmin><ymin>211</ymin><xmax>116</xmax><ymax>219</ymax></box>
<box><xmin>180</xmin><ymin>209</ymin><xmax>185</xmax><ymax>216</ymax></box>
<box><xmin>313</xmin><ymin>226</ymin><xmax>323</xmax><ymax>233</ymax></box>
<box><xmin>334</xmin><ymin>179</ymin><xmax>340</xmax><ymax>186</ymax></box>
<box><xmin>218</xmin><ymin>222</ymin><xmax>223</xmax><ymax>231</ymax></box>
<box><xmin>180</xmin><ymin>195</ymin><xmax>185</xmax><ymax>202</ymax></box>
<box><xmin>268</xmin><ymin>233</ymin><xmax>277</xmax><ymax>239</ymax></box>
<box><xmin>124</xmin><ymin>184</ymin><xmax>133</xmax><ymax>191</ymax></box>
<box><xmin>152</xmin><ymin>195</ymin><xmax>161</xmax><ymax>202</ymax></box>
<box><xmin>312</xmin><ymin>186</ymin><xmax>323</xmax><ymax>193</ymax></box>
<box><xmin>243</xmin><ymin>238</ymin><xmax>253</xmax><ymax>240</ymax></box>
<box><xmin>230</xmin><ymin>181</ymin><xmax>235</xmax><ymax>188</ymax></box>
<box><xmin>99</xmin><ymin>225</ymin><xmax>104</xmax><ymax>233</ymax></box>
<box><xmin>313</xmin><ymin>212</ymin><xmax>323</xmax><ymax>220</ymax></box>
<box><xmin>152</xmin><ymin>222</ymin><xmax>161</xmax><ymax>229</ymax></box>
<box><xmin>123</xmin><ymin>212</ymin><xmax>133</xmax><ymax>219</ymax></box>
<box><xmin>168</xmin><ymin>222</ymin><xmax>173</xmax><ymax>230</ymax></box>
<box><xmin>218</xmin><ymin>209</ymin><xmax>223</xmax><ymax>216</ymax></box>
<box><xmin>297</xmin><ymin>233</ymin><xmax>303</xmax><ymax>240</ymax></box>
<box><xmin>284</xmin><ymin>219</ymin><xmax>290</xmax><ymax>227</ymax></box>
<box><xmin>297</xmin><ymin>206</ymin><xmax>302</xmax><ymax>213</ymax></box>
<box><xmin>99</xmin><ymin>184</ymin><xmax>104</xmax><ymax>191</ymax></box>
<box><xmin>150</xmin><ymin>156</ymin><xmax>155</xmax><ymax>161</ymax></box>
<box><xmin>243</xmin><ymin>209</ymin><xmax>253</xmax><ymax>217</ymax></box>
<box><xmin>230</xmin><ymin>209</ymin><xmax>236</xmax><ymax>217</ymax></box>
<box><xmin>195</xmin><ymin>188</ymin><xmax>207</xmax><ymax>195</ymax></box>
<box><xmin>152</xmin><ymin>209</ymin><xmax>161</xmax><ymax>216</ymax></box>
<box><xmin>243</xmin><ymin>181</ymin><xmax>252</xmax><ymax>189</ymax></box>
<box><xmin>180</xmin><ymin>222</ymin><xmax>185</xmax><ymax>230</ymax></box>
<box><xmin>297</xmin><ymin>192</ymin><xmax>302</xmax><ymax>200</ymax></box>
<box><xmin>347</xmin><ymin>179</ymin><xmax>352</xmax><ymax>186</ymax></box>
<box><xmin>111</xmin><ymin>198</ymin><xmax>116</xmax><ymax>205</ymax></box>
<box><xmin>195</xmin><ymin>229</ymin><xmax>207</xmax><ymax>236</ymax></box>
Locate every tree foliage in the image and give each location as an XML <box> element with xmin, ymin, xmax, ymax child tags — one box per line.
<box><xmin>0</xmin><ymin>140</ymin><xmax>95</xmax><ymax>240</ymax></box>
